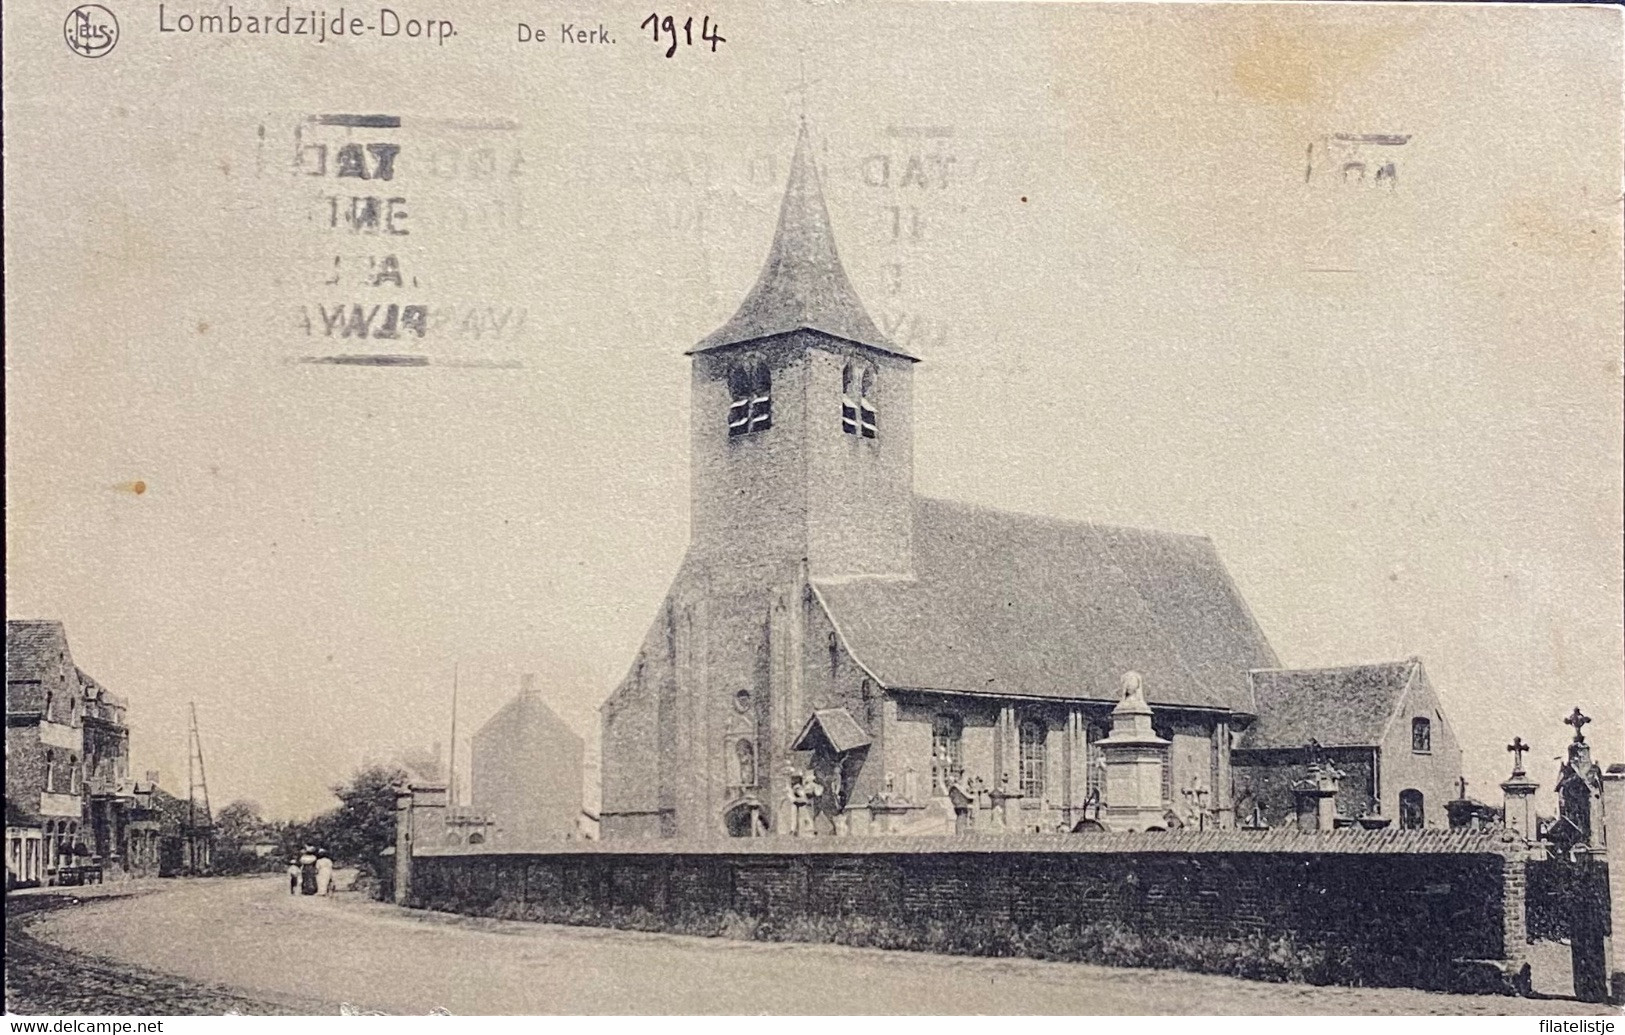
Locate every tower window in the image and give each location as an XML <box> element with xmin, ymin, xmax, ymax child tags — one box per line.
<box><xmin>841</xmin><ymin>363</ymin><xmax>878</xmax><ymax>439</ymax></box>
<box><xmin>1019</xmin><ymin>719</ymin><xmax>1046</xmax><ymax>800</ymax></box>
<box><xmin>841</xmin><ymin>364</ymin><xmax>858</xmax><ymax>435</ymax></box>
<box><xmin>728</xmin><ymin>358</ymin><xmax>772</xmax><ymax>437</ymax></box>
<box><xmin>860</xmin><ymin>367</ymin><xmax>877</xmax><ymax>439</ymax></box>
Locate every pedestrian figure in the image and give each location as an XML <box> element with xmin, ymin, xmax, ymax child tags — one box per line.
<box><xmin>315</xmin><ymin>849</ymin><xmax>334</xmax><ymax>896</ymax></box>
<box><xmin>299</xmin><ymin>846</ymin><xmax>318</xmax><ymax>895</ymax></box>
<box><xmin>286</xmin><ymin>858</ymin><xmax>300</xmax><ymax>895</ymax></box>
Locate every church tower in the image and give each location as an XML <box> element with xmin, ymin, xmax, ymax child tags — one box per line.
<box><xmin>686</xmin><ymin>125</ymin><xmax>919</xmax><ymax>579</ymax></box>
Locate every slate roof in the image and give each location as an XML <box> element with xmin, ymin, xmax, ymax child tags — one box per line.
<box><xmin>6</xmin><ymin>620</ymin><xmax>69</xmax><ymax>682</ymax></box>
<box><xmin>1240</xmin><ymin>660</ymin><xmax>1419</xmax><ymax>750</ymax></box>
<box><xmin>690</xmin><ymin>125</ymin><xmax>911</xmax><ymax>360</ymax></box>
<box><xmin>811</xmin><ymin>497</ymin><xmax>1278</xmax><ymax>714</ymax></box>
<box><xmin>792</xmin><ymin>709</ymin><xmax>872</xmax><ymax>754</ymax></box>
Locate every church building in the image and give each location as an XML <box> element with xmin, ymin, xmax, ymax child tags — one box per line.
<box><xmin>598</xmin><ymin>127</ymin><xmax>1461</xmax><ymax>840</ymax></box>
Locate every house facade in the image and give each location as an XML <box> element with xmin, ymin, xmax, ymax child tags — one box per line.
<box><xmin>5</xmin><ymin>620</ymin><xmax>144</xmax><ymax>884</ymax></box>
<box><xmin>598</xmin><ymin>128</ymin><xmax>1463</xmax><ymax>842</ymax></box>
<box><xmin>471</xmin><ymin>674</ymin><xmax>586</xmax><ymax>845</ymax></box>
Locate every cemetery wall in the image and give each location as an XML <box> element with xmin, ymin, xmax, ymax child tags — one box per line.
<box><xmin>404</xmin><ymin>828</ymin><xmax>1528</xmax><ymax>993</ymax></box>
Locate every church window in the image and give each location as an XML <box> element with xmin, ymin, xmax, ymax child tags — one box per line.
<box><xmin>1411</xmin><ymin>717</ymin><xmax>1431</xmax><ymax>754</ymax></box>
<box><xmin>1019</xmin><ymin>719</ymin><xmax>1046</xmax><ymax>800</ymax></box>
<box><xmin>860</xmin><ymin>367</ymin><xmax>877</xmax><ymax>439</ymax></box>
<box><xmin>70</xmin><ymin>755</ymin><xmax>82</xmax><ymax>795</ymax></box>
<box><xmin>734</xmin><ymin>739</ymin><xmax>758</xmax><ymax>789</ymax></box>
<box><xmin>841</xmin><ymin>364</ymin><xmax>858</xmax><ymax>435</ymax></box>
<box><xmin>828</xmin><ymin>631</ymin><xmax>839</xmax><ymax>673</ymax></box>
<box><xmin>45</xmin><ymin>751</ymin><xmax>56</xmax><ymax>793</ymax></box>
<box><xmin>733</xmin><ymin>689</ymin><xmax>752</xmax><ymax>714</ymax></box>
<box><xmin>1399</xmin><ymin>789</ymin><xmax>1424</xmax><ymax>829</ymax></box>
<box><xmin>727</xmin><ymin>359</ymin><xmax>772</xmax><ymax>437</ymax></box>
<box><xmin>1085</xmin><ymin>723</ymin><xmax>1105</xmax><ymax>800</ymax></box>
<box><xmin>931</xmin><ymin>714</ymin><xmax>963</xmax><ymax>794</ymax></box>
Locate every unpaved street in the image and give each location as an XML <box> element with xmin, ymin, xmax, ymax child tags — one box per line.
<box><xmin>6</xmin><ymin>876</ymin><xmax>1608</xmax><ymax>1015</ymax></box>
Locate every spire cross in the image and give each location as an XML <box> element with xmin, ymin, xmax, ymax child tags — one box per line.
<box><xmin>1564</xmin><ymin>707</ymin><xmax>1591</xmax><ymax>743</ymax></box>
<box><xmin>1506</xmin><ymin>736</ymin><xmax>1529</xmax><ymax>774</ymax></box>
<box><xmin>1456</xmin><ymin>775</ymin><xmax>1469</xmax><ymax>800</ymax></box>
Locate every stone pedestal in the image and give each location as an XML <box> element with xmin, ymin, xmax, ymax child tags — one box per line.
<box><xmin>1501</xmin><ymin>774</ymin><xmax>1539</xmax><ymax>841</ymax></box>
<box><xmin>1097</xmin><ymin>672</ymin><xmax>1170</xmax><ymax>833</ymax></box>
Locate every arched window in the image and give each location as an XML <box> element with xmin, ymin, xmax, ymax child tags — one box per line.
<box><xmin>1411</xmin><ymin>717</ymin><xmax>1431</xmax><ymax>754</ymax></box>
<box><xmin>859</xmin><ymin>367</ymin><xmax>877</xmax><ymax>438</ymax></box>
<box><xmin>44</xmin><ymin>751</ymin><xmax>56</xmax><ymax>793</ymax></box>
<box><xmin>1399</xmin><ymin>789</ymin><xmax>1425</xmax><ymax>829</ymax></box>
<box><xmin>727</xmin><ymin>358</ymin><xmax>771</xmax><ymax>437</ymax></box>
<box><xmin>1085</xmin><ymin>723</ymin><xmax>1105</xmax><ymax>800</ymax></box>
<box><xmin>734</xmin><ymin>739</ymin><xmax>757</xmax><ymax>789</ymax></box>
<box><xmin>69</xmin><ymin>755</ymin><xmax>82</xmax><ymax>795</ymax></box>
<box><xmin>1019</xmin><ymin>719</ymin><xmax>1046</xmax><ymax>800</ymax></box>
<box><xmin>931</xmin><ymin>714</ymin><xmax>963</xmax><ymax>794</ymax></box>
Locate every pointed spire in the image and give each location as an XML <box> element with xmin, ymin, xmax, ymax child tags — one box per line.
<box><xmin>692</xmin><ymin>125</ymin><xmax>913</xmax><ymax>359</ymax></box>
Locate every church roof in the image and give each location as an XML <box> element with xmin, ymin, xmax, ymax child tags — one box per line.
<box><xmin>690</xmin><ymin>125</ymin><xmax>912</xmax><ymax>360</ymax></box>
<box><xmin>811</xmin><ymin>497</ymin><xmax>1278</xmax><ymax>714</ymax></box>
<box><xmin>1240</xmin><ymin>660</ymin><xmax>1420</xmax><ymax>750</ymax></box>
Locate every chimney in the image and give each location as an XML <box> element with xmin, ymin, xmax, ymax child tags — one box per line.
<box><xmin>520</xmin><ymin>673</ymin><xmax>538</xmax><ymax>699</ymax></box>
<box><xmin>145</xmin><ymin>769</ymin><xmax>161</xmax><ymax>788</ymax></box>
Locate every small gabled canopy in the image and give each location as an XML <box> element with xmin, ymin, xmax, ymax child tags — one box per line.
<box><xmin>791</xmin><ymin>708</ymin><xmax>871</xmax><ymax>755</ymax></box>
<box><xmin>690</xmin><ymin>124</ymin><xmax>913</xmax><ymax>360</ymax></box>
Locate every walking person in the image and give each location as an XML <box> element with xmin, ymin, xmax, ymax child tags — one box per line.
<box><xmin>298</xmin><ymin>846</ymin><xmax>318</xmax><ymax>895</ymax></box>
<box><xmin>286</xmin><ymin>858</ymin><xmax>300</xmax><ymax>895</ymax></box>
<box><xmin>315</xmin><ymin>848</ymin><xmax>334</xmax><ymax>897</ymax></box>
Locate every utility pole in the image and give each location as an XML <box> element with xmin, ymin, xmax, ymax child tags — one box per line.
<box><xmin>185</xmin><ymin>702</ymin><xmax>213</xmax><ymax>873</ymax></box>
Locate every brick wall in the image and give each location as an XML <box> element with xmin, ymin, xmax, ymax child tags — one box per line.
<box><xmin>406</xmin><ymin>830</ymin><xmax>1526</xmax><ymax>993</ymax></box>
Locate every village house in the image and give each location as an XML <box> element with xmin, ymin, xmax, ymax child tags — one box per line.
<box><xmin>470</xmin><ymin>674</ymin><xmax>585</xmax><ymax>845</ymax></box>
<box><xmin>596</xmin><ymin>128</ymin><xmax>1463</xmax><ymax>842</ymax></box>
<box><xmin>5</xmin><ymin>619</ymin><xmax>145</xmax><ymax>885</ymax></box>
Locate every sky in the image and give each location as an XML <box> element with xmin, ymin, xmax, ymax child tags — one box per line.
<box><xmin>5</xmin><ymin>1</ymin><xmax>1621</xmax><ymax>820</ymax></box>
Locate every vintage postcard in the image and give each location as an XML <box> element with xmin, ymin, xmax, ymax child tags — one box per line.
<box><xmin>4</xmin><ymin>0</ymin><xmax>1623</xmax><ymax>1019</ymax></box>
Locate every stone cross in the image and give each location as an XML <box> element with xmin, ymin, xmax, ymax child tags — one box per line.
<box><xmin>1506</xmin><ymin>736</ymin><xmax>1529</xmax><ymax>776</ymax></box>
<box><xmin>1564</xmin><ymin>707</ymin><xmax>1591</xmax><ymax>743</ymax></box>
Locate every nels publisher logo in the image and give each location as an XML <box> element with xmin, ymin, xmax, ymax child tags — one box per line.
<box><xmin>65</xmin><ymin>4</ymin><xmax>119</xmax><ymax>57</ymax></box>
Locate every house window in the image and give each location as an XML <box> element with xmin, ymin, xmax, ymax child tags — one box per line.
<box><xmin>728</xmin><ymin>358</ymin><xmax>772</xmax><ymax>437</ymax></box>
<box><xmin>1019</xmin><ymin>719</ymin><xmax>1046</xmax><ymax>800</ymax></box>
<box><xmin>734</xmin><ymin>739</ymin><xmax>758</xmax><ymax>789</ymax></box>
<box><xmin>1411</xmin><ymin>717</ymin><xmax>1432</xmax><ymax>754</ymax></box>
<box><xmin>1399</xmin><ymin>789</ymin><xmax>1425</xmax><ymax>829</ymax></box>
<box><xmin>931</xmin><ymin>714</ymin><xmax>963</xmax><ymax>794</ymax></box>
